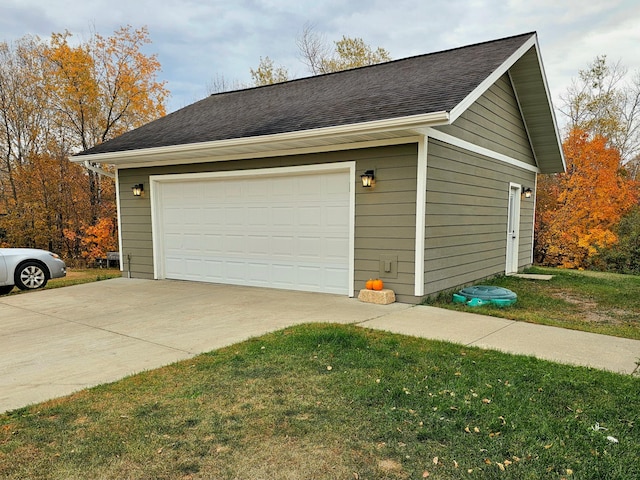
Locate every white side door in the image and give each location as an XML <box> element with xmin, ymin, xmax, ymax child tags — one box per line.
<box><xmin>506</xmin><ymin>183</ymin><xmax>521</xmax><ymax>274</ymax></box>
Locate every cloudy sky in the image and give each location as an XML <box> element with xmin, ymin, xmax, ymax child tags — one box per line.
<box><xmin>2</xmin><ymin>0</ymin><xmax>639</xmax><ymax>117</ymax></box>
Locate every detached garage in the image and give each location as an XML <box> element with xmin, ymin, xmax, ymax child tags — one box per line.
<box><xmin>74</xmin><ymin>32</ymin><xmax>565</xmax><ymax>303</ymax></box>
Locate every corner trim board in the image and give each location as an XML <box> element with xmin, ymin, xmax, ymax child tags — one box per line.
<box><xmin>414</xmin><ymin>135</ymin><xmax>427</xmax><ymax>297</ymax></box>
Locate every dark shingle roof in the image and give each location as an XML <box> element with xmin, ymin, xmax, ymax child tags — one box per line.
<box><xmin>79</xmin><ymin>33</ymin><xmax>535</xmax><ymax>156</ymax></box>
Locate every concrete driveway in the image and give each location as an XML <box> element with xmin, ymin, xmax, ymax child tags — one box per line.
<box><xmin>3</xmin><ymin>278</ymin><xmax>639</xmax><ymax>413</ymax></box>
<box><xmin>0</xmin><ymin>278</ymin><xmax>410</xmax><ymax>413</ymax></box>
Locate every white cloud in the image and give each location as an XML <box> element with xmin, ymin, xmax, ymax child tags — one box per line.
<box><xmin>2</xmin><ymin>0</ymin><xmax>639</xmax><ymax>114</ymax></box>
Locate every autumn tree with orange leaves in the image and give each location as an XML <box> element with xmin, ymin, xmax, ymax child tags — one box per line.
<box><xmin>535</xmin><ymin>128</ymin><xmax>638</xmax><ymax>268</ymax></box>
<box><xmin>0</xmin><ymin>26</ymin><xmax>167</xmax><ymax>263</ymax></box>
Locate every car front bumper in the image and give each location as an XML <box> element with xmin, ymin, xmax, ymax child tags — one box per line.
<box><xmin>50</xmin><ymin>260</ymin><xmax>67</xmax><ymax>279</ymax></box>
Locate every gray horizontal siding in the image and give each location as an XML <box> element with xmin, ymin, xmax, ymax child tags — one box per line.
<box><xmin>354</xmin><ymin>145</ymin><xmax>417</xmax><ymax>302</ymax></box>
<box><xmin>435</xmin><ymin>74</ymin><xmax>536</xmax><ymax>167</ymax></box>
<box><xmin>423</xmin><ymin>139</ymin><xmax>536</xmax><ymax>296</ymax></box>
<box><xmin>118</xmin><ymin>144</ymin><xmax>418</xmax><ymax>299</ymax></box>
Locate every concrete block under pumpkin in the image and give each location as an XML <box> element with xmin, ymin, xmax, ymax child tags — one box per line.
<box><xmin>358</xmin><ymin>288</ymin><xmax>396</xmax><ymax>305</ymax></box>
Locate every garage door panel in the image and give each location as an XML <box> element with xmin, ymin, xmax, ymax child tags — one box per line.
<box><xmin>298</xmin><ymin>236</ymin><xmax>321</xmax><ymax>258</ymax></box>
<box><xmin>247</xmin><ymin>263</ymin><xmax>269</xmax><ymax>283</ymax></box>
<box><xmin>163</xmin><ymin>207</ymin><xmax>184</xmax><ymax>226</ymax></box>
<box><xmin>224</xmin><ymin>182</ymin><xmax>244</xmax><ymax>198</ymax></box>
<box><xmin>272</xmin><ymin>207</ymin><xmax>294</xmax><ymax>226</ymax></box>
<box><xmin>326</xmin><ymin>205</ymin><xmax>349</xmax><ymax>227</ymax></box>
<box><xmin>247</xmin><ymin>207</ymin><xmax>269</xmax><ymax>225</ymax></box>
<box><xmin>157</xmin><ymin>170</ymin><xmax>350</xmax><ymax>294</ymax></box>
<box><xmin>203</xmin><ymin>259</ymin><xmax>223</xmax><ymax>278</ymax></box>
<box><xmin>326</xmin><ymin>236</ymin><xmax>349</xmax><ymax>258</ymax></box>
<box><xmin>182</xmin><ymin>207</ymin><xmax>202</xmax><ymax>225</ymax></box>
<box><xmin>203</xmin><ymin>207</ymin><xmax>224</xmax><ymax>225</ymax></box>
<box><xmin>183</xmin><ymin>234</ymin><xmax>203</xmax><ymax>251</ymax></box>
<box><xmin>271</xmin><ymin>236</ymin><xmax>294</xmax><ymax>256</ymax></box>
<box><xmin>224</xmin><ymin>235</ymin><xmax>245</xmax><ymax>254</ymax></box>
<box><xmin>226</xmin><ymin>261</ymin><xmax>248</xmax><ymax>281</ymax></box>
<box><xmin>225</xmin><ymin>207</ymin><xmax>245</xmax><ymax>225</ymax></box>
<box><xmin>164</xmin><ymin>232</ymin><xmax>183</xmax><ymax>250</ymax></box>
<box><xmin>325</xmin><ymin>267</ymin><xmax>349</xmax><ymax>291</ymax></box>
<box><xmin>299</xmin><ymin>206</ymin><xmax>322</xmax><ymax>225</ymax></box>
<box><xmin>271</xmin><ymin>178</ymin><xmax>294</xmax><ymax>197</ymax></box>
<box><xmin>185</xmin><ymin>258</ymin><xmax>206</xmax><ymax>276</ymax></box>
<box><xmin>203</xmin><ymin>234</ymin><xmax>223</xmax><ymax>253</ymax></box>
<box><xmin>272</xmin><ymin>263</ymin><xmax>295</xmax><ymax>286</ymax></box>
<box><xmin>298</xmin><ymin>265</ymin><xmax>322</xmax><ymax>287</ymax></box>
<box><xmin>246</xmin><ymin>235</ymin><xmax>270</xmax><ymax>255</ymax></box>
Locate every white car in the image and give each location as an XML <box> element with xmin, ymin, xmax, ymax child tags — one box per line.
<box><xmin>0</xmin><ymin>248</ymin><xmax>67</xmax><ymax>295</ymax></box>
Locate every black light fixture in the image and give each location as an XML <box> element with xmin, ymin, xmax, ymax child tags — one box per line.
<box><xmin>361</xmin><ymin>170</ymin><xmax>375</xmax><ymax>188</ymax></box>
<box><xmin>523</xmin><ymin>187</ymin><xmax>533</xmax><ymax>199</ymax></box>
<box><xmin>132</xmin><ymin>184</ymin><xmax>144</xmax><ymax>196</ymax></box>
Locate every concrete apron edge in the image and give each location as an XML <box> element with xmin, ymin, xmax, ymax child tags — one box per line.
<box><xmin>355</xmin><ymin>305</ymin><xmax>640</xmax><ymax>375</ymax></box>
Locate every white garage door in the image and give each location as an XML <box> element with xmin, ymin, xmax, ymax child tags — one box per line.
<box><xmin>154</xmin><ymin>168</ymin><xmax>351</xmax><ymax>294</ymax></box>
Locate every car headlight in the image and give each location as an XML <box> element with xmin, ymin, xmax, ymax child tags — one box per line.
<box><xmin>49</xmin><ymin>253</ymin><xmax>61</xmax><ymax>259</ymax></box>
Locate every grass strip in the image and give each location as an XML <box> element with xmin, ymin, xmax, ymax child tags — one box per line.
<box><xmin>1</xmin><ymin>324</ymin><xmax>638</xmax><ymax>479</ymax></box>
<box><xmin>426</xmin><ymin>267</ymin><xmax>640</xmax><ymax>340</ymax></box>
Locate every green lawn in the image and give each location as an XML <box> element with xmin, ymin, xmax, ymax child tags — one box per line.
<box><xmin>1</xmin><ymin>324</ymin><xmax>638</xmax><ymax>479</ymax></box>
<box><xmin>47</xmin><ymin>268</ymin><xmax>122</xmax><ymax>289</ymax></box>
<box><xmin>425</xmin><ymin>267</ymin><xmax>640</xmax><ymax>340</ymax></box>
<box><xmin>2</xmin><ymin>268</ymin><xmax>639</xmax><ymax>478</ymax></box>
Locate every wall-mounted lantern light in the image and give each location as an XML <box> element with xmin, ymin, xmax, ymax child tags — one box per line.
<box><xmin>361</xmin><ymin>170</ymin><xmax>375</xmax><ymax>188</ymax></box>
<box><xmin>132</xmin><ymin>184</ymin><xmax>144</xmax><ymax>197</ymax></box>
<box><xmin>522</xmin><ymin>187</ymin><xmax>533</xmax><ymax>199</ymax></box>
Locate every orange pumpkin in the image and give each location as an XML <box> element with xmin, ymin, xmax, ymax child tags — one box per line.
<box><xmin>372</xmin><ymin>279</ymin><xmax>384</xmax><ymax>291</ymax></box>
<box><xmin>365</xmin><ymin>279</ymin><xmax>374</xmax><ymax>290</ymax></box>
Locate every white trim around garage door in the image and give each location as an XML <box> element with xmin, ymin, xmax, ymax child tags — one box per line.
<box><xmin>149</xmin><ymin>162</ymin><xmax>356</xmax><ymax>297</ymax></box>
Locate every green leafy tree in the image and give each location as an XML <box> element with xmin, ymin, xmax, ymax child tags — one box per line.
<box><xmin>593</xmin><ymin>207</ymin><xmax>640</xmax><ymax>274</ymax></box>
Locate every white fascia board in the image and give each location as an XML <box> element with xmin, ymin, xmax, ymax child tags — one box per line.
<box><xmin>71</xmin><ymin>111</ymin><xmax>450</xmax><ymax>166</ymax></box>
<box><xmin>449</xmin><ymin>34</ymin><xmax>537</xmax><ymax>123</ymax></box>
<box><xmin>528</xmin><ymin>36</ymin><xmax>567</xmax><ymax>172</ymax></box>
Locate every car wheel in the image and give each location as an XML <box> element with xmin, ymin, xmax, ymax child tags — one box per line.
<box><xmin>0</xmin><ymin>285</ymin><xmax>13</xmax><ymax>295</ymax></box>
<box><xmin>14</xmin><ymin>261</ymin><xmax>49</xmax><ymax>290</ymax></box>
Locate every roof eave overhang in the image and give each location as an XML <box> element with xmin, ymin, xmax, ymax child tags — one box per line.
<box><xmin>72</xmin><ymin>111</ymin><xmax>451</xmax><ymax>169</ymax></box>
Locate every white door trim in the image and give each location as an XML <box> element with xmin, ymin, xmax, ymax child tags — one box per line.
<box><xmin>506</xmin><ymin>182</ymin><xmax>522</xmax><ymax>274</ymax></box>
<box><xmin>149</xmin><ymin>162</ymin><xmax>356</xmax><ymax>297</ymax></box>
